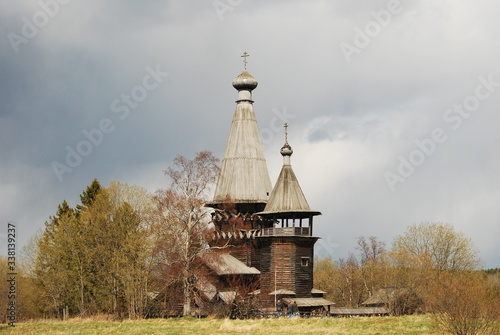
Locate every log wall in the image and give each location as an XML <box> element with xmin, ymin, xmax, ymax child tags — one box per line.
<box><xmin>258</xmin><ymin>236</ymin><xmax>318</xmax><ymax>307</ymax></box>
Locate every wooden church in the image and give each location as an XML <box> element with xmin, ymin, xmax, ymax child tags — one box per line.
<box><xmin>202</xmin><ymin>54</ymin><xmax>334</xmax><ymax>315</ymax></box>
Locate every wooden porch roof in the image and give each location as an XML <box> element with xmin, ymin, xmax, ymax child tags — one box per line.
<box><xmin>330</xmin><ymin>307</ymin><xmax>389</xmax><ymax>316</ymax></box>
<box><xmin>283</xmin><ymin>297</ymin><xmax>335</xmax><ymax>307</ymax></box>
<box><xmin>205</xmin><ymin>253</ymin><xmax>260</xmax><ymax>276</ymax></box>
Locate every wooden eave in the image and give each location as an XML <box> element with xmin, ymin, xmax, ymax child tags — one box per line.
<box><xmin>257</xmin><ymin>165</ymin><xmax>320</xmax><ymax>217</ymax></box>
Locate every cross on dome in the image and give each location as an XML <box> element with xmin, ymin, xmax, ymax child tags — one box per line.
<box><xmin>280</xmin><ymin>123</ymin><xmax>293</xmax><ymax>159</ymax></box>
<box><xmin>241</xmin><ymin>51</ymin><xmax>249</xmax><ymax>69</ymax></box>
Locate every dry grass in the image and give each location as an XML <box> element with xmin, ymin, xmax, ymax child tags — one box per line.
<box><xmin>0</xmin><ymin>314</ymin><xmax>435</xmax><ymax>335</ymax></box>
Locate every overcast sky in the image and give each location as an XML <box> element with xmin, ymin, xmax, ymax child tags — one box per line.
<box><xmin>1</xmin><ymin>0</ymin><xmax>499</xmax><ymax>268</ymax></box>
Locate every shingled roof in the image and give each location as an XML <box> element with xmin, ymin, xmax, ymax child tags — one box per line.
<box><xmin>207</xmin><ymin>68</ymin><xmax>272</xmax><ymax>207</ymax></box>
<box><xmin>257</xmin><ymin>129</ymin><xmax>321</xmax><ymax>218</ymax></box>
<box><xmin>259</xmin><ymin>164</ymin><xmax>321</xmax><ymax>217</ymax></box>
<box><xmin>205</xmin><ymin>253</ymin><xmax>260</xmax><ymax>276</ymax></box>
<box><xmin>283</xmin><ymin>297</ymin><xmax>335</xmax><ymax>307</ymax></box>
<box><xmin>361</xmin><ymin>287</ymin><xmax>413</xmax><ymax>306</ymax></box>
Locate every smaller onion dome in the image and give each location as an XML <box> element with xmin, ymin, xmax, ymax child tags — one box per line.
<box><xmin>280</xmin><ymin>143</ymin><xmax>293</xmax><ymax>157</ymax></box>
<box><xmin>232</xmin><ymin>69</ymin><xmax>258</xmax><ymax>91</ymax></box>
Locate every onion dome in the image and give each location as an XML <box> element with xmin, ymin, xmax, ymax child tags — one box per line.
<box><xmin>280</xmin><ymin>143</ymin><xmax>293</xmax><ymax>157</ymax></box>
<box><xmin>232</xmin><ymin>69</ymin><xmax>258</xmax><ymax>91</ymax></box>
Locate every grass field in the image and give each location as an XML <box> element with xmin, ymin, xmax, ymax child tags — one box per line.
<box><xmin>0</xmin><ymin>315</ymin><xmax>437</xmax><ymax>335</ymax></box>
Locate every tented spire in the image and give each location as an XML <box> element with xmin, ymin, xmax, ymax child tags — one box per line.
<box><xmin>258</xmin><ymin>124</ymin><xmax>321</xmax><ymax>217</ymax></box>
<box><xmin>207</xmin><ymin>61</ymin><xmax>272</xmax><ymax>207</ymax></box>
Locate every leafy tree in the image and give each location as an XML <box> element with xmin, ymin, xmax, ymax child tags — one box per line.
<box><xmin>392</xmin><ymin>222</ymin><xmax>481</xmax><ymax>272</ymax></box>
<box><xmin>427</xmin><ymin>271</ymin><xmax>500</xmax><ymax>335</ymax></box>
<box><xmin>107</xmin><ymin>180</ymin><xmax>155</xmax><ymax>221</ymax></box>
<box><xmin>78</xmin><ymin>188</ymin><xmax>117</xmax><ymax>314</ymax></box>
<box><xmin>110</xmin><ymin>201</ymin><xmax>152</xmax><ymax>318</ymax></box>
<box><xmin>313</xmin><ymin>257</ymin><xmax>338</xmax><ymax>302</ymax></box>
<box><xmin>35</xmin><ymin>204</ymin><xmax>83</xmax><ymax>317</ymax></box>
<box><xmin>34</xmin><ymin>179</ymin><xmax>154</xmax><ymax>319</ymax></box>
<box><xmin>78</xmin><ymin>184</ymin><xmax>153</xmax><ymax>318</ymax></box>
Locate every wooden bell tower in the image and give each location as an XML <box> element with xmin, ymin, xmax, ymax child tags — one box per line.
<box><xmin>256</xmin><ymin>124</ymin><xmax>322</xmax><ymax>307</ymax></box>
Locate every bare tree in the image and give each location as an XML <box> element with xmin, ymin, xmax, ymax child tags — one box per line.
<box><xmin>215</xmin><ymin>274</ymin><xmax>262</xmax><ymax>319</ymax></box>
<box><xmin>153</xmin><ymin>151</ymin><xmax>219</xmax><ymax>316</ymax></box>
<box><xmin>335</xmin><ymin>254</ymin><xmax>365</xmax><ymax>307</ymax></box>
<box><xmin>356</xmin><ymin>236</ymin><xmax>386</xmax><ymax>265</ymax></box>
<box><xmin>356</xmin><ymin>236</ymin><xmax>387</xmax><ymax>297</ymax></box>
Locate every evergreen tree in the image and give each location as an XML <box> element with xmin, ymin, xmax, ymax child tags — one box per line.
<box><xmin>34</xmin><ymin>179</ymin><xmax>157</xmax><ymax>319</ymax></box>
<box><xmin>77</xmin><ymin>178</ymin><xmax>102</xmax><ymax>212</ymax></box>
<box><xmin>35</xmin><ymin>202</ymin><xmax>81</xmax><ymax>317</ymax></box>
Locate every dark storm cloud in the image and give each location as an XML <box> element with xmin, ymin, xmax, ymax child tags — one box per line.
<box><xmin>1</xmin><ymin>0</ymin><xmax>499</xmax><ymax>268</ymax></box>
